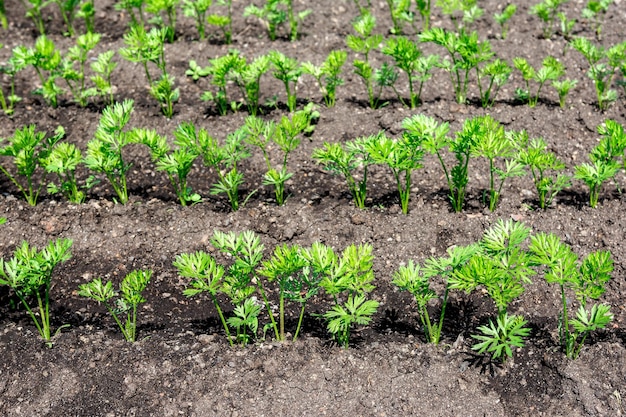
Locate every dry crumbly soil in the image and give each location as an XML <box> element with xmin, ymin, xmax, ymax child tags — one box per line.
<box><xmin>1</xmin><ymin>0</ymin><xmax>626</xmax><ymax>416</ymax></box>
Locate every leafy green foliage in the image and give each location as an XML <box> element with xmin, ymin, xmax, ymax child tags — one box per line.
<box><xmin>15</xmin><ymin>35</ymin><xmax>63</xmax><ymax>107</ymax></box>
<box><xmin>382</xmin><ymin>36</ymin><xmax>439</xmax><ymax>108</ymax></box>
<box><xmin>476</xmin><ymin>58</ymin><xmax>511</xmax><ymax>108</ymax></box>
<box><xmin>227</xmin><ymin>297</ymin><xmax>261</xmax><ymax>346</ymax></box>
<box><xmin>470</xmin><ymin>115</ymin><xmax>526</xmax><ymax>211</ymax></box>
<box><xmin>60</xmin><ymin>32</ymin><xmax>101</xmax><ymax>107</ymax></box>
<box><xmin>513</xmin><ymin>56</ymin><xmax>565</xmax><ymax>107</ymax></box>
<box><xmin>571</xmin><ymin>37</ymin><xmax>626</xmax><ymax>110</ymax></box>
<box><xmin>53</xmin><ymin>0</ymin><xmax>82</xmax><ymax>36</ymax></box>
<box><xmin>472</xmin><ymin>313</ymin><xmax>530</xmax><ymax>361</ymax></box>
<box><xmin>493</xmin><ymin>4</ymin><xmax>516</xmax><ymax>39</ymax></box>
<box><xmin>312</xmin><ymin>135</ymin><xmax>376</xmax><ymax>209</ymax></box>
<box><xmin>436</xmin><ymin>0</ymin><xmax>483</xmax><ymax>31</ymax></box>
<box><xmin>244</xmin><ymin>110</ymin><xmax>311</xmax><ymax>205</ymax></box>
<box><xmin>78</xmin><ymin>270</ymin><xmax>152</xmax><ymax>342</ymax></box>
<box><xmin>0</xmin><ymin>125</ymin><xmax>65</xmax><ymax>205</ymax></box>
<box><xmin>20</xmin><ymin>0</ymin><xmax>52</xmax><ymax>35</ymax></box>
<box><xmin>393</xmin><ymin>244</ymin><xmax>479</xmax><ymax>344</ymax></box>
<box><xmin>132</xmin><ymin>124</ymin><xmax>201</xmax><ymax>205</ymax></box>
<box><xmin>182</xmin><ymin>0</ymin><xmax>212</xmax><ymax>40</ymax></box>
<box><xmin>365</xmin><ymin>131</ymin><xmax>424</xmax><ymax>214</ymax></box>
<box><xmin>530</xmin><ymin>232</ymin><xmax>614</xmax><ymax>358</ymax></box>
<box><xmin>582</xmin><ymin>0</ymin><xmax>613</xmax><ymax>40</ymax></box>
<box><xmin>115</xmin><ymin>0</ymin><xmax>147</xmax><ymax>28</ymax></box>
<box><xmin>324</xmin><ymin>294</ymin><xmax>379</xmax><ymax>348</ymax></box>
<box><xmin>90</xmin><ymin>50</ymin><xmax>118</xmax><ymax>105</ymax></box>
<box><xmin>574</xmin><ymin>160</ymin><xmax>618</xmax><ymax>208</ymax></box>
<box><xmin>84</xmin><ymin>99</ymin><xmax>135</xmax><ymax>204</ymax></box>
<box><xmin>146</xmin><ymin>0</ymin><xmax>180</xmax><ymax>42</ymax></box>
<box><xmin>206</xmin><ymin>0</ymin><xmax>233</xmax><ymax>43</ymax></box>
<box><xmin>43</xmin><ymin>142</ymin><xmax>90</xmax><ymax>203</ymax></box>
<box><xmin>0</xmin><ymin>238</ymin><xmax>73</xmax><ymax>346</ymax></box>
<box><xmin>244</xmin><ymin>0</ymin><xmax>288</xmax><ymax>41</ymax></box>
<box><xmin>0</xmin><ymin>46</ymin><xmax>28</xmax><ymax>116</ymax></box>
<box><xmin>419</xmin><ymin>28</ymin><xmax>492</xmax><ymax>104</ymax></box>
<box><xmin>196</xmin><ymin>126</ymin><xmax>251</xmax><ymax>211</ymax></box>
<box><xmin>530</xmin><ymin>0</ymin><xmax>568</xmax><ymax>38</ymax></box>
<box><xmin>552</xmin><ymin>78</ymin><xmax>577</xmax><ymax>108</ymax></box>
<box><xmin>302</xmin><ymin>50</ymin><xmax>347</xmax><ymax>107</ymax></box>
<box><xmin>269</xmin><ymin>50</ymin><xmax>302</xmax><ymax>112</ymax></box>
<box><xmin>384</xmin><ymin>0</ymin><xmax>415</xmax><ymax>35</ymax></box>
<box><xmin>510</xmin><ymin>131</ymin><xmax>571</xmax><ymax>209</ymax></box>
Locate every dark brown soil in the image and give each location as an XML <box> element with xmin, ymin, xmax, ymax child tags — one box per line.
<box><xmin>1</xmin><ymin>0</ymin><xmax>625</xmax><ymax>416</ymax></box>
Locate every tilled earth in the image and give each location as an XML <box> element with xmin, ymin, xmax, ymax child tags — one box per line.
<box><xmin>1</xmin><ymin>0</ymin><xmax>626</xmax><ymax>416</ymax></box>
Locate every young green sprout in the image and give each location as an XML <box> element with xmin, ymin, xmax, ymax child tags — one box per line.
<box><xmin>450</xmin><ymin>220</ymin><xmax>533</xmax><ymax>361</ymax></box>
<box><xmin>60</xmin><ymin>32</ymin><xmax>101</xmax><ymax>107</ymax></box>
<box><xmin>78</xmin><ymin>270</ymin><xmax>152</xmax><ymax>342</ymax></box>
<box><xmin>20</xmin><ymin>0</ymin><xmax>50</xmax><ymax>35</ymax></box>
<box><xmin>530</xmin><ymin>233</ymin><xmax>614</xmax><ymax>359</ymax></box>
<box><xmin>530</xmin><ymin>0</ymin><xmax>568</xmax><ymax>38</ymax></box>
<box><xmin>15</xmin><ymin>35</ymin><xmax>63</xmax><ymax>107</ymax></box>
<box><xmin>510</xmin><ymin>131</ymin><xmax>571</xmax><ymax>209</ymax></box>
<box><xmin>182</xmin><ymin>0</ymin><xmax>212</xmax><ymax>40</ymax></box>
<box><xmin>302</xmin><ymin>50</ymin><xmax>347</xmax><ymax>108</ymax></box>
<box><xmin>0</xmin><ymin>238</ymin><xmax>73</xmax><ymax>347</ymax></box>
<box><xmin>493</xmin><ymin>4</ymin><xmax>517</xmax><ymax>39</ymax></box>
<box><xmin>53</xmin><ymin>0</ymin><xmax>82</xmax><ymax>36</ymax></box>
<box><xmin>0</xmin><ymin>125</ymin><xmax>65</xmax><ymax>206</ymax></box>
<box><xmin>513</xmin><ymin>56</ymin><xmax>565</xmax><ymax>107</ymax></box>
<box><xmin>269</xmin><ymin>50</ymin><xmax>302</xmax><ymax>112</ymax></box>
<box><xmin>146</xmin><ymin>0</ymin><xmax>180</xmax><ymax>42</ymax></box>
<box><xmin>0</xmin><ymin>46</ymin><xmax>28</xmax><ymax>115</ymax></box>
<box><xmin>43</xmin><ymin>142</ymin><xmax>90</xmax><ymax>204</ymax></box>
<box><xmin>312</xmin><ymin>134</ymin><xmax>376</xmax><ymax>209</ymax></box>
<box><xmin>244</xmin><ymin>0</ymin><xmax>288</xmax><ymax>41</ymax></box>
<box><xmin>84</xmin><ymin>99</ymin><xmax>135</xmax><ymax>204</ymax></box>
<box><xmin>90</xmin><ymin>50</ymin><xmax>118</xmax><ymax>105</ymax></box>
<box><xmin>207</xmin><ymin>0</ymin><xmax>234</xmax><ymax>44</ymax></box>
<box><xmin>582</xmin><ymin>0</ymin><xmax>613</xmax><ymax>40</ymax></box>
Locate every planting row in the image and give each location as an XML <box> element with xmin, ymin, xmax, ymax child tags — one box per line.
<box><xmin>0</xmin><ymin>220</ymin><xmax>615</xmax><ymax>362</ymax></box>
<box><xmin>1</xmin><ymin>5</ymin><xmax>625</xmax><ymax>117</ymax></box>
<box><xmin>5</xmin><ymin>0</ymin><xmax>621</xmax><ymax>42</ymax></box>
<box><xmin>1</xmin><ymin>99</ymin><xmax>625</xmax><ymax>211</ymax></box>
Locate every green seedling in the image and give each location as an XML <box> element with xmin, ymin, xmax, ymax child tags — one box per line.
<box><xmin>15</xmin><ymin>35</ymin><xmax>63</xmax><ymax>107</ymax></box>
<box><xmin>84</xmin><ymin>99</ymin><xmax>135</xmax><ymax>204</ymax></box>
<box><xmin>207</xmin><ymin>0</ymin><xmax>233</xmax><ymax>43</ymax></box>
<box><xmin>513</xmin><ymin>56</ymin><xmax>565</xmax><ymax>107</ymax></box>
<box><xmin>451</xmin><ymin>220</ymin><xmax>533</xmax><ymax>361</ymax></box>
<box><xmin>436</xmin><ymin>0</ymin><xmax>483</xmax><ymax>31</ymax></box>
<box><xmin>90</xmin><ymin>50</ymin><xmax>118</xmax><ymax>105</ymax></box>
<box><xmin>43</xmin><ymin>142</ymin><xmax>90</xmax><ymax>203</ymax></box>
<box><xmin>530</xmin><ymin>0</ymin><xmax>568</xmax><ymax>39</ymax></box>
<box><xmin>120</xmin><ymin>25</ymin><xmax>178</xmax><ymax>117</ymax></box>
<box><xmin>530</xmin><ymin>232</ymin><xmax>614</xmax><ymax>359</ymax></box>
<box><xmin>227</xmin><ymin>297</ymin><xmax>261</xmax><ymax>346</ymax></box>
<box><xmin>0</xmin><ymin>238</ymin><xmax>73</xmax><ymax>347</ymax></box>
<box><xmin>146</xmin><ymin>0</ymin><xmax>180</xmax><ymax>42</ymax></box>
<box><xmin>552</xmin><ymin>78</ymin><xmax>577</xmax><ymax>107</ymax></box>
<box><xmin>384</xmin><ymin>0</ymin><xmax>415</xmax><ymax>35</ymax></box>
<box><xmin>211</xmin><ymin>230</ymin><xmax>265</xmax><ymax>345</ymax></box>
<box><xmin>132</xmin><ymin>125</ymin><xmax>201</xmax><ymax>205</ymax></box>
<box><xmin>573</xmin><ymin>119</ymin><xmax>626</xmax><ymax>207</ymax></box>
<box><xmin>77</xmin><ymin>0</ymin><xmax>95</xmax><ymax>33</ymax></box>
<box><xmin>346</xmin><ymin>13</ymin><xmax>387</xmax><ymax>108</ymax></box>
<box><xmin>393</xmin><ymin>244</ymin><xmax>479</xmax><ymax>344</ymax></box>
<box><xmin>20</xmin><ymin>0</ymin><xmax>52</xmax><ymax>35</ymax></box>
<box><xmin>78</xmin><ymin>270</ymin><xmax>152</xmax><ymax>342</ymax></box>
<box><xmin>574</xmin><ymin>160</ymin><xmax>619</xmax><ymax>208</ymax></box>
<box><xmin>582</xmin><ymin>0</ymin><xmax>613</xmax><ymax>40</ymax></box>
<box><xmin>196</xmin><ymin>127</ymin><xmax>252</xmax><ymax>211</ymax></box>
<box><xmin>258</xmin><ymin>243</ymin><xmax>324</xmax><ymax>341</ymax></box>
<box><xmin>510</xmin><ymin>131</ymin><xmax>571</xmax><ymax>209</ymax></box>
<box><xmin>182</xmin><ymin>0</ymin><xmax>212</xmax><ymax>40</ymax></box>
<box><xmin>318</xmin><ymin>243</ymin><xmax>379</xmax><ymax>348</ymax></box>
<box><xmin>312</xmin><ymin>134</ymin><xmax>376</xmax><ymax>209</ymax></box>
<box><xmin>365</xmin><ymin>131</ymin><xmax>424</xmax><ymax>214</ymax></box>
<box><xmin>244</xmin><ymin>110</ymin><xmax>309</xmax><ymax>205</ymax></box>
<box><xmin>284</xmin><ymin>0</ymin><xmax>310</xmax><ymax>41</ymax></box>
<box><xmin>0</xmin><ymin>125</ymin><xmax>64</xmax><ymax>206</ymax></box>
<box><xmin>557</xmin><ymin>12</ymin><xmax>576</xmax><ymax>54</ymax></box>
<box><xmin>60</xmin><ymin>32</ymin><xmax>101</xmax><ymax>106</ymax></box>
<box><xmin>195</xmin><ymin>50</ymin><xmax>244</xmax><ymax>115</ymax></box>
<box><xmin>53</xmin><ymin>0</ymin><xmax>81</xmax><ymax>36</ymax></box>
<box><xmin>244</xmin><ymin>0</ymin><xmax>287</xmax><ymax>41</ymax></box>
<box><xmin>174</xmin><ymin>250</ymin><xmax>232</xmax><ymax>344</ymax></box>
<box><xmin>269</xmin><ymin>50</ymin><xmax>302</xmax><ymax>112</ymax></box>
<box><xmin>302</xmin><ymin>50</ymin><xmax>347</xmax><ymax>108</ymax></box>
<box><xmin>476</xmin><ymin>58</ymin><xmax>511</xmax><ymax>108</ymax></box>
<box><xmin>231</xmin><ymin>54</ymin><xmax>270</xmax><ymax>116</ymax></box>
<box><xmin>470</xmin><ymin>115</ymin><xmax>526</xmax><ymax>211</ymax></box>
<box><xmin>420</xmin><ymin>28</ymin><xmax>492</xmax><ymax>104</ymax></box>
<box><xmin>417</xmin><ymin>114</ymin><xmax>474</xmax><ymax>212</ymax></box>
<box><xmin>381</xmin><ymin>36</ymin><xmax>439</xmax><ymax>108</ymax></box>
<box><xmin>493</xmin><ymin>4</ymin><xmax>516</xmax><ymax>39</ymax></box>
<box><xmin>571</xmin><ymin>37</ymin><xmax>626</xmax><ymax>110</ymax></box>
<box><xmin>115</xmin><ymin>0</ymin><xmax>147</xmax><ymax>28</ymax></box>
<box><xmin>0</xmin><ymin>46</ymin><xmax>28</xmax><ymax>116</ymax></box>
